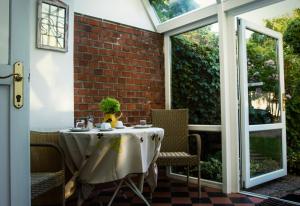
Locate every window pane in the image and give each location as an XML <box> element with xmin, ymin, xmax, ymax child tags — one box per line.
<box><xmin>42</xmin><ymin>2</ymin><xmax>49</xmax><ymax>13</ymax></box>
<box><xmin>246</xmin><ymin>29</ymin><xmax>281</xmax><ymax>125</ymax></box>
<box><xmin>0</xmin><ymin>0</ymin><xmax>9</xmax><ymax>64</ymax></box>
<box><xmin>250</xmin><ymin>129</ymin><xmax>283</xmax><ymax>178</ymax></box>
<box><xmin>58</xmin><ymin>8</ymin><xmax>65</xmax><ymax>18</ymax></box>
<box><xmin>171</xmin><ymin>131</ymin><xmax>222</xmax><ymax>182</ymax></box>
<box><xmin>149</xmin><ymin>0</ymin><xmax>216</xmax><ymax>22</ymax></box>
<box><xmin>171</xmin><ymin>23</ymin><xmax>221</xmax><ymax>124</ymax></box>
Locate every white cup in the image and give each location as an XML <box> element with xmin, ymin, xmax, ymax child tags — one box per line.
<box><xmin>101</xmin><ymin>122</ymin><xmax>111</xmax><ymax>130</ymax></box>
<box><xmin>116</xmin><ymin>121</ymin><xmax>124</xmax><ymax>128</ymax></box>
<box><xmin>140</xmin><ymin>120</ymin><xmax>146</xmax><ymax>125</ymax></box>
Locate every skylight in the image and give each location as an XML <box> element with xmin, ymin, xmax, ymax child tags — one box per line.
<box><xmin>149</xmin><ymin>0</ymin><xmax>217</xmax><ymax>23</ymax></box>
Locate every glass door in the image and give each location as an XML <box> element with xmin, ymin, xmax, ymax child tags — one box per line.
<box><xmin>238</xmin><ymin>18</ymin><xmax>287</xmax><ymax>188</ymax></box>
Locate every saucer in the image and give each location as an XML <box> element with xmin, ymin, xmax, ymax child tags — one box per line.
<box><xmin>115</xmin><ymin>126</ymin><xmax>125</xmax><ymax>129</ymax></box>
<box><xmin>133</xmin><ymin>124</ymin><xmax>152</xmax><ymax>129</ymax></box>
<box><xmin>70</xmin><ymin>128</ymin><xmax>90</xmax><ymax>132</ymax></box>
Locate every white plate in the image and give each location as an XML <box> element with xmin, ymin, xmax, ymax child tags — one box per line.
<box><xmin>133</xmin><ymin>124</ymin><xmax>152</xmax><ymax>129</ymax></box>
<box><xmin>99</xmin><ymin>128</ymin><xmax>113</xmax><ymax>131</ymax></box>
<box><xmin>70</xmin><ymin>128</ymin><xmax>90</xmax><ymax>132</ymax></box>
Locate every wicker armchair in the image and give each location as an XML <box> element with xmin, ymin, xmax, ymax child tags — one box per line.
<box><xmin>152</xmin><ymin>109</ymin><xmax>202</xmax><ymax>197</ymax></box>
<box><xmin>30</xmin><ymin>131</ymin><xmax>65</xmax><ymax>206</ymax></box>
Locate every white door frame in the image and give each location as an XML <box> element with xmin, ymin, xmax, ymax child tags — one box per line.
<box><xmin>238</xmin><ymin>18</ymin><xmax>287</xmax><ymax>188</ymax></box>
<box><xmin>143</xmin><ymin>0</ymin><xmax>286</xmax><ymax>193</ymax></box>
<box><xmin>0</xmin><ymin>0</ymin><xmax>31</xmax><ymax>205</ymax></box>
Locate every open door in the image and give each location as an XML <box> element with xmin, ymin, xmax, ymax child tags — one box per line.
<box><xmin>0</xmin><ymin>0</ymin><xmax>30</xmax><ymax>205</ymax></box>
<box><xmin>238</xmin><ymin>18</ymin><xmax>287</xmax><ymax>189</ymax></box>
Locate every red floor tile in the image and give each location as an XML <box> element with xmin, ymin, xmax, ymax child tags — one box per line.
<box><xmin>210</xmin><ymin>197</ymin><xmax>233</xmax><ymax>204</ymax></box>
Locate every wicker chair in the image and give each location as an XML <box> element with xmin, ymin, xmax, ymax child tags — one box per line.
<box><xmin>30</xmin><ymin>131</ymin><xmax>65</xmax><ymax>206</ymax></box>
<box><xmin>152</xmin><ymin>109</ymin><xmax>202</xmax><ymax>197</ymax></box>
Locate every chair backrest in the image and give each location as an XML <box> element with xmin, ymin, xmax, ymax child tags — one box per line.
<box><xmin>151</xmin><ymin>109</ymin><xmax>188</xmax><ymax>153</ymax></box>
<box><xmin>30</xmin><ymin>131</ymin><xmax>61</xmax><ymax>172</ymax></box>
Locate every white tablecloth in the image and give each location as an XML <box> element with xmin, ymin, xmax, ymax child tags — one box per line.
<box><xmin>59</xmin><ymin>127</ymin><xmax>164</xmax><ymax>194</ymax></box>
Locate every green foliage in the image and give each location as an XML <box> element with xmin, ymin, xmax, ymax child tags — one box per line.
<box><xmin>250</xmin><ymin>159</ymin><xmax>280</xmax><ymax>177</ymax></box>
<box><xmin>171</xmin><ymin>27</ymin><xmax>221</xmax><ymax>124</ymax></box>
<box><xmin>149</xmin><ymin>0</ymin><xmax>198</xmax><ymax>22</ymax></box>
<box><xmin>99</xmin><ymin>97</ymin><xmax>121</xmax><ymax>114</ymax></box>
<box><xmin>286</xmin><ymin>93</ymin><xmax>300</xmax><ymax>175</ymax></box>
<box><xmin>172</xmin><ymin>151</ymin><xmax>222</xmax><ymax>182</ymax></box>
<box><xmin>287</xmin><ymin>148</ymin><xmax>300</xmax><ymax>174</ymax></box>
<box><xmin>284</xmin><ymin>18</ymin><xmax>300</xmax><ymax>54</ymax></box>
<box><xmin>250</xmin><ymin>136</ymin><xmax>281</xmax><ymax>160</ymax></box>
<box><xmin>200</xmin><ymin>152</ymin><xmax>222</xmax><ymax>182</ymax></box>
<box><xmin>246</xmin><ymin>32</ymin><xmax>281</xmax><ymax>124</ymax></box>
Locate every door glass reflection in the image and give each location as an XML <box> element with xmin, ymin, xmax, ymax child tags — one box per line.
<box><xmin>246</xmin><ymin>29</ymin><xmax>281</xmax><ymax>125</ymax></box>
<box><xmin>250</xmin><ymin>129</ymin><xmax>283</xmax><ymax>178</ymax></box>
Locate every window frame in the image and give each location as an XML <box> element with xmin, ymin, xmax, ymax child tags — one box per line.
<box><xmin>165</xmin><ymin>19</ymin><xmax>223</xmax><ymax>188</ymax></box>
<box><xmin>36</xmin><ymin>0</ymin><xmax>69</xmax><ymax>52</ymax></box>
<box><xmin>142</xmin><ymin>0</ymin><xmax>286</xmax><ymax>194</ymax></box>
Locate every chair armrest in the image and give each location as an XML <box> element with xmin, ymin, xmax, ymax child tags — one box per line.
<box><xmin>188</xmin><ymin>134</ymin><xmax>201</xmax><ymax>160</ymax></box>
<box><xmin>30</xmin><ymin>143</ymin><xmax>65</xmax><ymax>172</ymax></box>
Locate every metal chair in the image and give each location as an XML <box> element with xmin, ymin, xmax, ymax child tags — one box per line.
<box><xmin>152</xmin><ymin>109</ymin><xmax>202</xmax><ymax>197</ymax></box>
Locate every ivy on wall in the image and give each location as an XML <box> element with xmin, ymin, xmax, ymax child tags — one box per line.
<box><xmin>171</xmin><ymin>26</ymin><xmax>221</xmax><ymax>125</ymax></box>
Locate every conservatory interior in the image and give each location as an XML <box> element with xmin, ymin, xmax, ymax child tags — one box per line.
<box><xmin>0</xmin><ymin>0</ymin><xmax>299</xmax><ymax>205</ymax></box>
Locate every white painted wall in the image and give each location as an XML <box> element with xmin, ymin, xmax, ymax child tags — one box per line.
<box><xmin>30</xmin><ymin>0</ymin><xmax>74</xmax><ymax>131</ymax></box>
<box><xmin>74</xmin><ymin>0</ymin><xmax>155</xmax><ymax>31</ymax></box>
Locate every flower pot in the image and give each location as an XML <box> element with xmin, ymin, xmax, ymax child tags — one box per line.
<box><xmin>103</xmin><ymin>112</ymin><xmax>122</xmax><ymax>128</ymax></box>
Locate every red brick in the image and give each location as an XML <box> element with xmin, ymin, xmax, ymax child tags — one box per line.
<box><xmin>79</xmin><ymin>104</ymin><xmax>88</xmax><ymax>110</ymax></box>
<box><xmin>102</xmin><ymin>21</ymin><xmax>117</xmax><ymax>30</ymax></box>
<box><xmin>88</xmin><ymin>19</ymin><xmax>99</xmax><ymax>27</ymax></box>
<box><xmin>74</xmin><ymin>14</ymin><xmax>165</xmax><ymax>125</ymax></box>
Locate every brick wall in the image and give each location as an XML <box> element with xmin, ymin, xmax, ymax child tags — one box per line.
<box><xmin>74</xmin><ymin>13</ymin><xmax>165</xmax><ymax>125</ymax></box>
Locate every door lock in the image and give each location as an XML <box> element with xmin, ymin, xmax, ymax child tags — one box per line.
<box><xmin>13</xmin><ymin>62</ymin><xmax>24</xmax><ymax>109</ymax></box>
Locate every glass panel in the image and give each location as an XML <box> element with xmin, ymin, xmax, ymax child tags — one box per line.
<box><xmin>0</xmin><ymin>0</ymin><xmax>9</xmax><ymax>64</ymax></box>
<box><xmin>171</xmin><ymin>131</ymin><xmax>222</xmax><ymax>182</ymax></box>
<box><xmin>171</xmin><ymin>23</ymin><xmax>220</xmax><ymax>124</ymax></box>
<box><xmin>246</xmin><ymin>29</ymin><xmax>281</xmax><ymax>125</ymax></box>
<box><xmin>149</xmin><ymin>0</ymin><xmax>216</xmax><ymax>23</ymax></box>
<box><xmin>50</xmin><ymin>5</ymin><xmax>59</xmax><ymax>16</ymax></box>
<box><xmin>250</xmin><ymin>129</ymin><xmax>283</xmax><ymax>178</ymax></box>
<box><xmin>58</xmin><ymin>8</ymin><xmax>65</xmax><ymax>18</ymax></box>
<box><xmin>42</xmin><ymin>2</ymin><xmax>50</xmax><ymax>13</ymax></box>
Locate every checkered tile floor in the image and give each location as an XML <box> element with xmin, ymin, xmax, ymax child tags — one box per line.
<box><xmin>66</xmin><ymin>170</ymin><xmax>263</xmax><ymax>206</ymax></box>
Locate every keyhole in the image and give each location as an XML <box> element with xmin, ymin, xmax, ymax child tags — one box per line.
<box><xmin>16</xmin><ymin>95</ymin><xmax>21</xmax><ymax>103</ymax></box>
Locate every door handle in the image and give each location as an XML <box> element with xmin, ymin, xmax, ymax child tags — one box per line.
<box><xmin>282</xmin><ymin>93</ymin><xmax>287</xmax><ymax>112</ymax></box>
<box><xmin>13</xmin><ymin>62</ymin><xmax>24</xmax><ymax>109</ymax></box>
<box><xmin>0</xmin><ymin>73</ymin><xmax>22</xmax><ymax>81</ymax></box>
<box><xmin>0</xmin><ymin>62</ymin><xmax>23</xmax><ymax>108</ymax></box>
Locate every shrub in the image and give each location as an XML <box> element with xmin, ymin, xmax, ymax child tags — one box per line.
<box><xmin>284</xmin><ymin>18</ymin><xmax>300</xmax><ymax>54</ymax></box>
<box><xmin>171</xmin><ymin>28</ymin><xmax>221</xmax><ymax>125</ymax></box>
<box><xmin>99</xmin><ymin>97</ymin><xmax>121</xmax><ymax>114</ymax></box>
<box><xmin>201</xmin><ymin>152</ymin><xmax>222</xmax><ymax>182</ymax></box>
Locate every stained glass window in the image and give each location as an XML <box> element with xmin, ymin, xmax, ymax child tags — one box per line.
<box><xmin>37</xmin><ymin>0</ymin><xmax>69</xmax><ymax>52</ymax></box>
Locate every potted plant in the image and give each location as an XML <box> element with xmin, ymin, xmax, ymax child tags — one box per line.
<box><xmin>99</xmin><ymin>97</ymin><xmax>122</xmax><ymax>128</ymax></box>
